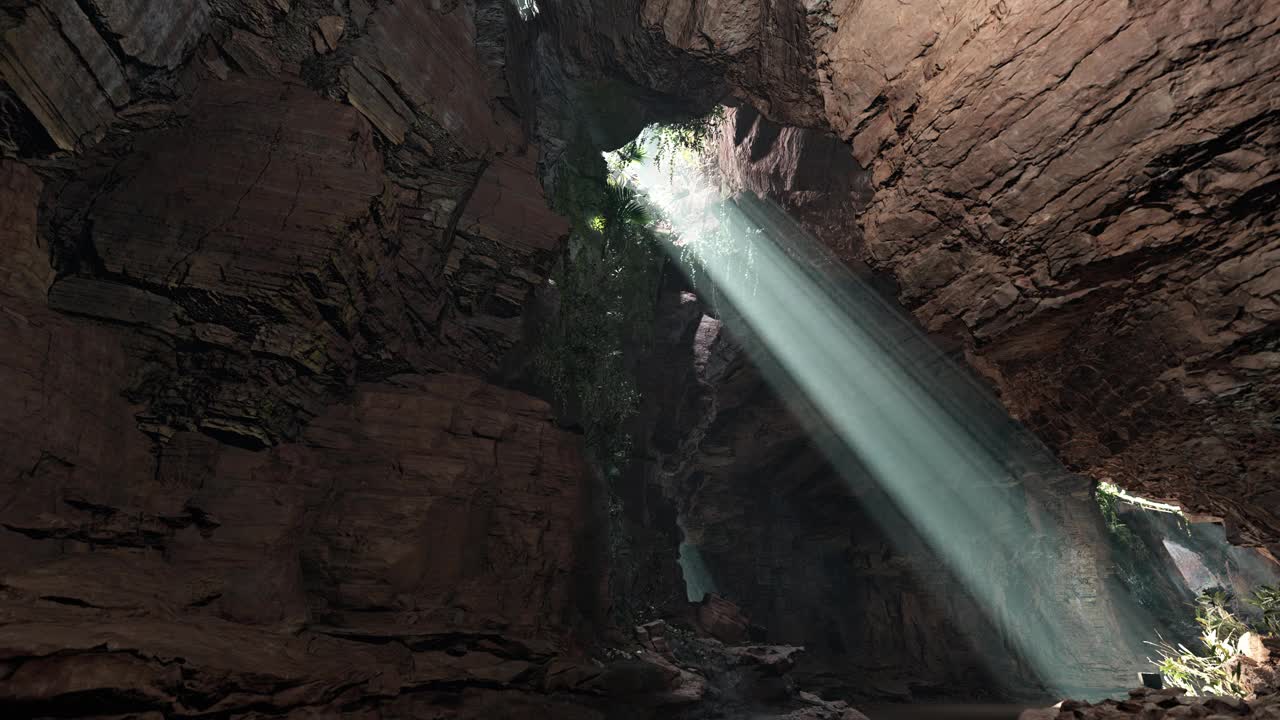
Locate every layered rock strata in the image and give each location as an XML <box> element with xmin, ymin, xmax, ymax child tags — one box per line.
<box><xmin>0</xmin><ymin>1</ymin><xmax>872</xmax><ymax>716</ymax></box>
<box><xmin>685</xmin><ymin>0</ymin><xmax>1280</xmax><ymax>559</ymax></box>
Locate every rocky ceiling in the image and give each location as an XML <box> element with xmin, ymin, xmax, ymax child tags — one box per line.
<box><xmin>0</xmin><ymin>0</ymin><xmax>1276</xmax><ymax>717</ymax></box>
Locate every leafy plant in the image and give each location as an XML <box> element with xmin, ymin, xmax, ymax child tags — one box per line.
<box><xmin>536</xmin><ymin>108</ymin><xmax>733</xmax><ymax>458</ymax></box>
<box><xmin>537</xmin><ymin>114</ymin><xmax>730</xmax><ymax>626</ymax></box>
<box><xmin>536</xmin><ymin>159</ymin><xmax>665</xmax><ymax>462</ymax></box>
<box><xmin>1097</xmin><ymin>480</ymin><xmax>1184</xmax><ymax>516</ymax></box>
<box><xmin>1149</xmin><ymin>636</ymin><xmax>1246</xmax><ymax>698</ymax></box>
<box><xmin>605</xmin><ymin>112</ymin><xmax>762</xmax><ymax>305</ymax></box>
<box><xmin>1247</xmin><ymin>586</ymin><xmax>1280</xmax><ymax>636</ymax></box>
<box><xmin>643</xmin><ymin>107</ymin><xmax>725</xmax><ymax>173</ymax></box>
<box><xmin>1197</xmin><ymin>589</ymin><xmax>1251</xmax><ymax>642</ymax></box>
<box><xmin>1147</xmin><ymin>589</ymin><xmax>1257</xmax><ymax>697</ymax></box>
<box><xmin>606</xmin><ymin>141</ymin><xmax>647</xmax><ymax>173</ymax></box>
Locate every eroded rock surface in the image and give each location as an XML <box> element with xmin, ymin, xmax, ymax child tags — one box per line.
<box><xmin>0</xmin><ymin>1</ymin><xmax>598</xmax><ymax>716</ymax></box>
<box><xmin>0</xmin><ymin>0</ymin><xmax>874</xmax><ymax>716</ymax></box>
<box><xmin>694</xmin><ymin>0</ymin><xmax>1280</xmax><ymax>559</ymax></box>
<box><xmin>2</xmin><ymin>0</ymin><xmax>1277</xmax><ymax>714</ymax></box>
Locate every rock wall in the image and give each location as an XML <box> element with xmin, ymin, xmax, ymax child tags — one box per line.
<box><xmin>700</xmin><ymin>90</ymin><xmax>1279</xmax><ymax>698</ymax></box>
<box><xmin>659</xmin><ymin>271</ymin><xmax>1173</xmax><ymax>700</ymax></box>
<box><xmin>0</xmin><ymin>1</ymin><xmax>603</xmax><ymax>716</ymax></box>
<box><xmin>647</xmin><ymin>0</ymin><xmax>1280</xmax><ymax>560</ymax></box>
<box><xmin>3</xmin><ymin>0</ymin><xmax>1277</xmax><ymax>713</ymax></box>
<box><xmin>1</xmin><ymin>150</ymin><xmax>607</xmax><ymax>715</ymax></box>
<box><xmin>818</xmin><ymin>0</ymin><xmax>1280</xmax><ymax>559</ymax></box>
<box><xmin>668</xmin><ymin>316</ymin><xmax>1026</xmax><ymax>700</ymax></box>
<box><xmin>0</xmin><ymin>2</ymin><xmax>878</xmax><ymax>716</ymax></box>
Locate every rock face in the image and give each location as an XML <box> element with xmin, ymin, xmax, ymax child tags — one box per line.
<box><xmin>684</xmin><ymin>0</ymin><xmax>1280</xmax><ymax>560</ymax></box>
<box><xmin>715</xmin><ymin>105</ymin><xmax>872</xmax><ymax>248</ymax></box>
<box><xmin>2</xmin><ymin>0</ymin><xmax>1278</xmax><ymax>714</ymax></box>
<box><xmin>0</xmin><ymin>1</ymin><xmax>873</xmax><ymax>716</ymax></box>
<box><xmin>14</xmin><ymin>0</ymin><xmax>570</xmax><ymax>448</ymax></box>
<box><xmin>658</xmin><ymin>286</ymin><xmax>1165</xmax><ymax>700</ymax></box>
<box><xmin>674</xmin><ymin>3</ymin><xmax>1279</xmax><ymax>696</ymax></box>
<box><xmin>0</xmin><ymin>1</ymin><xmax>600</xmax><ymax>716</ymax></box>
<box><xmin>0</xmin><ymin>364</ymin><xmax>596</xmax><ymax>715</ymax></box>
<box><xmin>0</xmin><ymin>164</ymin><xmax>600</xmax><ymax>715</ymax></box>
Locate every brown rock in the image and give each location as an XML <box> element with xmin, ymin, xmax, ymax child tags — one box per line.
<box><xmin>0</xmin><ymin>8</ymin><xmax>593</xmax><ymax>715</ymax></box>
<box><xmin>0</xmin><ymin>0</ymin><xmax>129</xmax><ymax>150</ymax></box>
<box><xmin>639</xmin><ymin>0</ymin><xmax>824</xmax><ymax>126</ymax></box>
<box><xmin>0</xmin><ymin>369</ymin><xmax>595</xmax><ymax>713</ymax></box>
<box><xmin>692</xmin><ymin>0</ymin><xmax>1280</xmax><ymax>560</ymax></box>
<box><xmin>636</xmin><ymin>620</ymin><xmax>675</xmax><ymax>657</ymax></box>
<box><xmin>1203</xmin><ymin>696</ymin><xmax>1247</xmax><ymax>714</ymax></box>
<box><xmin>313</xmin><ymin>15</ymin><xmax>346</xmax><ymax>54</ymax></box>
<box><xmin>460</xmin><ymin>152</ymin><xmax>572</xmax><ymax>252</ymax></box>
<box><xmin>813</xmin><ymin>0</ymin><xmax>1280</xmax><ymax>554</ymax></box>
<box><xmin>0</xmin><ymin>160</ymin><xmax>48</xmax><ymax>298</ymax></box>
<box><xmin>219</xmin><ymin>27</ymin><xmax>283</xmax><ymax>77</ymax></box>
<box><xmin>696</xmin><ymin>592</ymin><xmax>751</xmax><ymax>643</ymax></box>
<box><xmin>87</xmin><ymin>0</ymin><xmax>210</xmax><ymax>69</ymax></box>
<box><xmin>727</xmin><ymin>644</ymin><xmax>804</xmax><ymax>675</ymax></box>
<box><xmin>5</xmin><ymin>0</ymin><xmax>1280</xmax><ymax>715</ymax></box>
<box><xmin>345</xmin><ymin>0</ymin><xmax>522</xmax><ymax>153</ymax></box>
<box><xmin>1241</xmin><ymin>633</ymin><xmax>1272</xmax><ymax>664</ymax></box>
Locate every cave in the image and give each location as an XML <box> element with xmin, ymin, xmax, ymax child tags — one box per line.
<box><xmin>1</xmin><ymin>1</ymin><xmax>1278</xmax><ymax>719</ymax></box>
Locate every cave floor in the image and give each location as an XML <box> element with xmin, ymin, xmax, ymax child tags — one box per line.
<box><xmin>859</xmin><ymin>703</ymin><xmax>1032</xmax><ymax>719</ymax></box>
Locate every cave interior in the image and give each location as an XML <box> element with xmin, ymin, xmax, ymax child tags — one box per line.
<box><xmin>0</xmin><ymin>1</ymin><xmax>1278</xmax><ymax>719</ymax></box>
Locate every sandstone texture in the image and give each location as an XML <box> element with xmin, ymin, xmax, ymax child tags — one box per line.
<box><xmin>0</xmin><ymin>0</ymin><xmax>872</xmax><ymax>716</ymax></box>
<box><xmin>677</xmin><ymin>0</ymin><xmax>1280</xmax><ymax>560</ymax></box>
<box><xmin>0</xmin><ymin>1</ymin><xmax>595</xmax><ymax>716</ymax></box>
<box><xmin>2</xmin><ymin>0</ymin><xmax>1278</xmax><ymax>714</ymax></box>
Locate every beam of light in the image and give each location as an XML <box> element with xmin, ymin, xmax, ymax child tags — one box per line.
<box><xmin>1098</xmin><ymin>481</ymin><xmax>1184</xmax><ymax>515</ymax></box>
<box><xmin>678</xmin><ymin>540</ymin><xmax>718</xmax><ymax>602</ymax></box>
<box><xmin>620</xmin><ymin>149</ymin><xmax>1167</xmax><ymax>698</ymax></box>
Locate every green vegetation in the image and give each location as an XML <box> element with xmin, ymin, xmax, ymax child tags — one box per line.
<box><xmin>534</xmin><ymin>112</ymin><xmax>723</xmax><ymax>627</ymax></box>
<box><xmin>1097</xmin><ymin>480</ymin><xmax>1184</xmax><ymax>516</ymax></box>
<box><xmin>1148</xmin><ymin>590</ymin><xmax>1250</xmax><ymax>696</ymax></box>
<box><xmin>642</xmin><ymin>107</ymin><xmax>725</xmax><ymax>173</ymax></box>
<box><xmin>534</xmin><ymin>111</ymin><xmax>725</xmax><ymax>463</ymax></box>
<box><xmin>537</xmin><ymin>163</ymin><xmax>664</xmax><ymax>462</ymax></box>
<box><xmin>1248</xmin><ymin>585</ymin><xmax>1280</xmax><ymax>636</ymax></box>
<box><xmin>611</xmin><ymin>107</ymin><xmax>760</xmax><ymax>302</ymax></box>
<box><xmin>1094</xmin><ymin>483</ymin><xmax>1276</xmax><ymax>697</ymax></box>
<box><xmin>606</xmin><ymin>140</ymin><xmax>646</xmax><ymax>173</ymax></box>
<box><xmin>1147</xmin><ymin>587</ymin><xmax>1280</xmax><ymax>696</ymax></box>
